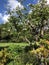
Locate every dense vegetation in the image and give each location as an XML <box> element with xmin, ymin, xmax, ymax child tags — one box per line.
<box><xmin>0</xmin><ymin>40</ymin><xmax>49</xmax><ymax>65</ymax></box>
<box><xmin>0</xmin><ymin>0</ymin><xmax>49</xmax><ymax>65</ymax></box>
<box><xmin>0</xmin><ymin>0</ymin><xmax>49</xmax><ymax>43</ymax></box>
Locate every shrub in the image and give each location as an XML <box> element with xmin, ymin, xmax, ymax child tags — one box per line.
<box><xmin>43</xmin><ymin>34</ymin><xmax>49</xmax><ymax>41</ymax></box>
<box><xmin>0</xmin><ymin>48</ymin><xmax>13</xmax><ymax>65</ymax></box>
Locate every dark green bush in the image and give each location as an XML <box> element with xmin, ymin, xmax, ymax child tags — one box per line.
<box><xmin>43</xmin><ymin>34</ymin><xmax>49</xmax><ymax>41</ymax></box>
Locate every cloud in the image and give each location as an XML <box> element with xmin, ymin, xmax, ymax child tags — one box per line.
<box><xmin>2</xmin><ymin>14</ymin><xmax>10</xmax><ymax>24</ymax></box>
<box><xmin>29</xmin><ymin>10</ymin><xmax>32</xmax><ymax>14</ymax></box>
<box><xmin>0</xmin><ymin>0</ymin><xmax>24</xmax><ymax>24</ymax></box>
<box><xmin>0</xmin><ymin>13</ymin><xmax>10</xmax><ymax>24</ymax></box>
<box><xmin>47</xmin><ymin>0</ymin><xmax>49</xmax><ymax>4</ymax></box>
<box><xmin>7</xmin><ymin>0</ymin><xmax>24</xmax><ymax>10</ymax></box>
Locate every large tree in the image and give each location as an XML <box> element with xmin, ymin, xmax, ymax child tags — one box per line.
<box><xmin>3</xmin><ymin>0</ymin><xmax>49</xmax><ymax>42</ymax></box>
<box><xmin>8</xmin><ymin>7</ymin><xmax>31</xmax><ymax>43</ymax></box>
<box><xmin>27</xmin><ymin>0</ymin><xmax>49</xmax><ymax>41</ymax></box>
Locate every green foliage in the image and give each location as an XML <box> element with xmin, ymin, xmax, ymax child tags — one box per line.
<box><xmin>19</xmin><ymin>39</ymin><xmax>49</xmax><ymax>65</ymax></box>
<box><xmin>0</xmin><ymin>0</ymin><xmax>49</xmax><ymax>42</ymax></box>
<box><xmin>43</xmin><ymin>34</ymin><xmax>49</xmax><ymax>40</ymax></box>
<box><xmin>38</xmin><ymin>39</ymin><xmax>49</xmax><ymax>49</ymax></box>
<box><xmin>0</xmin><ymin>48</ymin><xmax>12</xmax><ymax>65</ymax></box>
<box><xmin>0</xmin><ymin>0</ymin><xmax>49</xmax><ymax>64</ymax></box>
<box><xmin>0</xmin><ymin>43</ymin><xmax>27</xmax><ymax>65</ymax></box>
<box><xmin>0</xmin><ymin>40</ymin><xmax>49</xmax><ymax>65</ymax></box>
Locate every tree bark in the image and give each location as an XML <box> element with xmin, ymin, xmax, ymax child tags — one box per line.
<box><xmin>25</xmin><ymin>36</ymin><xmax>30</xmax><ymax>44</ymax></box>
<box><xmin>40</xmin><ymin>27</ymin><xmax>44</xmax><ymax>38</ymax></box>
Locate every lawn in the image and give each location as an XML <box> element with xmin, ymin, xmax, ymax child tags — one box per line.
<box><xmin>0</xmin><ymin>42</ymin><xmax>28</xmax><ymax>47</ymax></box>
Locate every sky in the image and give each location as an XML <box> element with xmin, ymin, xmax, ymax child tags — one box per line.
<box><xmin>0</xmin><ymin>0</ymin><xmax>49</xmax><ymax>24</ymax></box>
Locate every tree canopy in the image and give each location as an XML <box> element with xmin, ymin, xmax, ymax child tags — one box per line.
<box><xmin>0</xmin><ymin>0</ymin><xmax>49</xmax><ymax>43</ymax></box>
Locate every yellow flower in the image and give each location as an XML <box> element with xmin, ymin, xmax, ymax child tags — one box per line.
<box><xmin>36</xmin><ymin>48</ymin><xmax>40</xmax><ymax>53</ymax></box>
<box><xmin>0</xmin><ymin>51</ymin><xmax>3</xmax><ymax>58</ymax></box>
<box><xmin>30</xmin><ymin>49</ymin><xmax>36</xmax><ymax>54</ymax></box>
<box><xmin>48</xmin><ymin>46</ymin><xmax>49</xmax><ymax>49</ymax></box>
<box><xmin>36</xmin><ymin>42</ymin><xmax>40</xmax><ymax>46</ymax></box>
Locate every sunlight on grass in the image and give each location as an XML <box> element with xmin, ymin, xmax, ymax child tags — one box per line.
<box><xmin>0</xmin><ymin>43</ymin><xmax>28</xmax><ymax>47</ymax></box>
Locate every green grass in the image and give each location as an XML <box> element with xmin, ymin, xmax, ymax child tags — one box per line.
<box><xmin>0</xmin><ymin>43</ymin><xmax>29</xmax><ymax>47</ymax></box>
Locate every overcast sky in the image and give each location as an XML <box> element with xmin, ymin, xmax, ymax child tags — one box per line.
<box><xmin>0</xmin><ymin>0</ymin><xmax>49</xmax><ymax>24</ymax></box>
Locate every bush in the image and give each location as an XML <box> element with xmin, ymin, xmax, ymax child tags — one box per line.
<box><xmin>0</xmin><ymin>40</ymin><xmax>49</xmax><ymax>65</ymax></box>
<box><xmin>39</xmin><ymin>39</ymin><xmax>49</xmax><ymax>49</ymax></box>
<box><xmin>0</xmin><ymin>48</ymin><xmax>13</xmax><ymax>65</ymax></box>
<box><xmin>20</xmin><ymin>39</ymin><xmax>49</xmax><ymax>65</ymax></box>
<box><xmin>43</xmin><ymin>34</ymin><xmax>49</xmax><ymax>41</ymax></box>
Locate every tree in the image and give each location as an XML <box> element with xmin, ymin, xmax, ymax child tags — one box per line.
<box><xmin>2</xmin><ymin>0</ymin><xmax>49</xmax><ymax>43</ymax></box>
<box><xmin>8</xmin><ymin>7</ymin><xmax>32</xmax><ymax>43</ymax></box>
<box><xmin>27</xmin><ymin>0</ymin><xmax>49</xmax><ymax>41</ymax></box>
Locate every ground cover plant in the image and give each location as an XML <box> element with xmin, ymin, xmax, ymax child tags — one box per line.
<box><xmin>0</xmin><ymin>40</ymin><xmax>49</xmax><ymax>65</ymax></box>
<box><xmin>0</xmin><ymin>43</ymin><xmax>28</xmax><ymax>65</ymax></box>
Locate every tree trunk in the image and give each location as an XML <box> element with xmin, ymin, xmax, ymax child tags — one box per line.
<box><xmin>25</xmin><ymin>36</ymin><xmax>30</xmax><ymax>44</ymax></box>
<box><xmin>40</xmin><ymin>27</ymin><xmax>44</xmax><ymax>38</ymax></box>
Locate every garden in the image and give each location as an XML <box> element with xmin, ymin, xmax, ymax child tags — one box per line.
<box><xmin>0</xmin><ymin>0</ymin><xmax>49</xmax><ymax>65</ymax></box>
